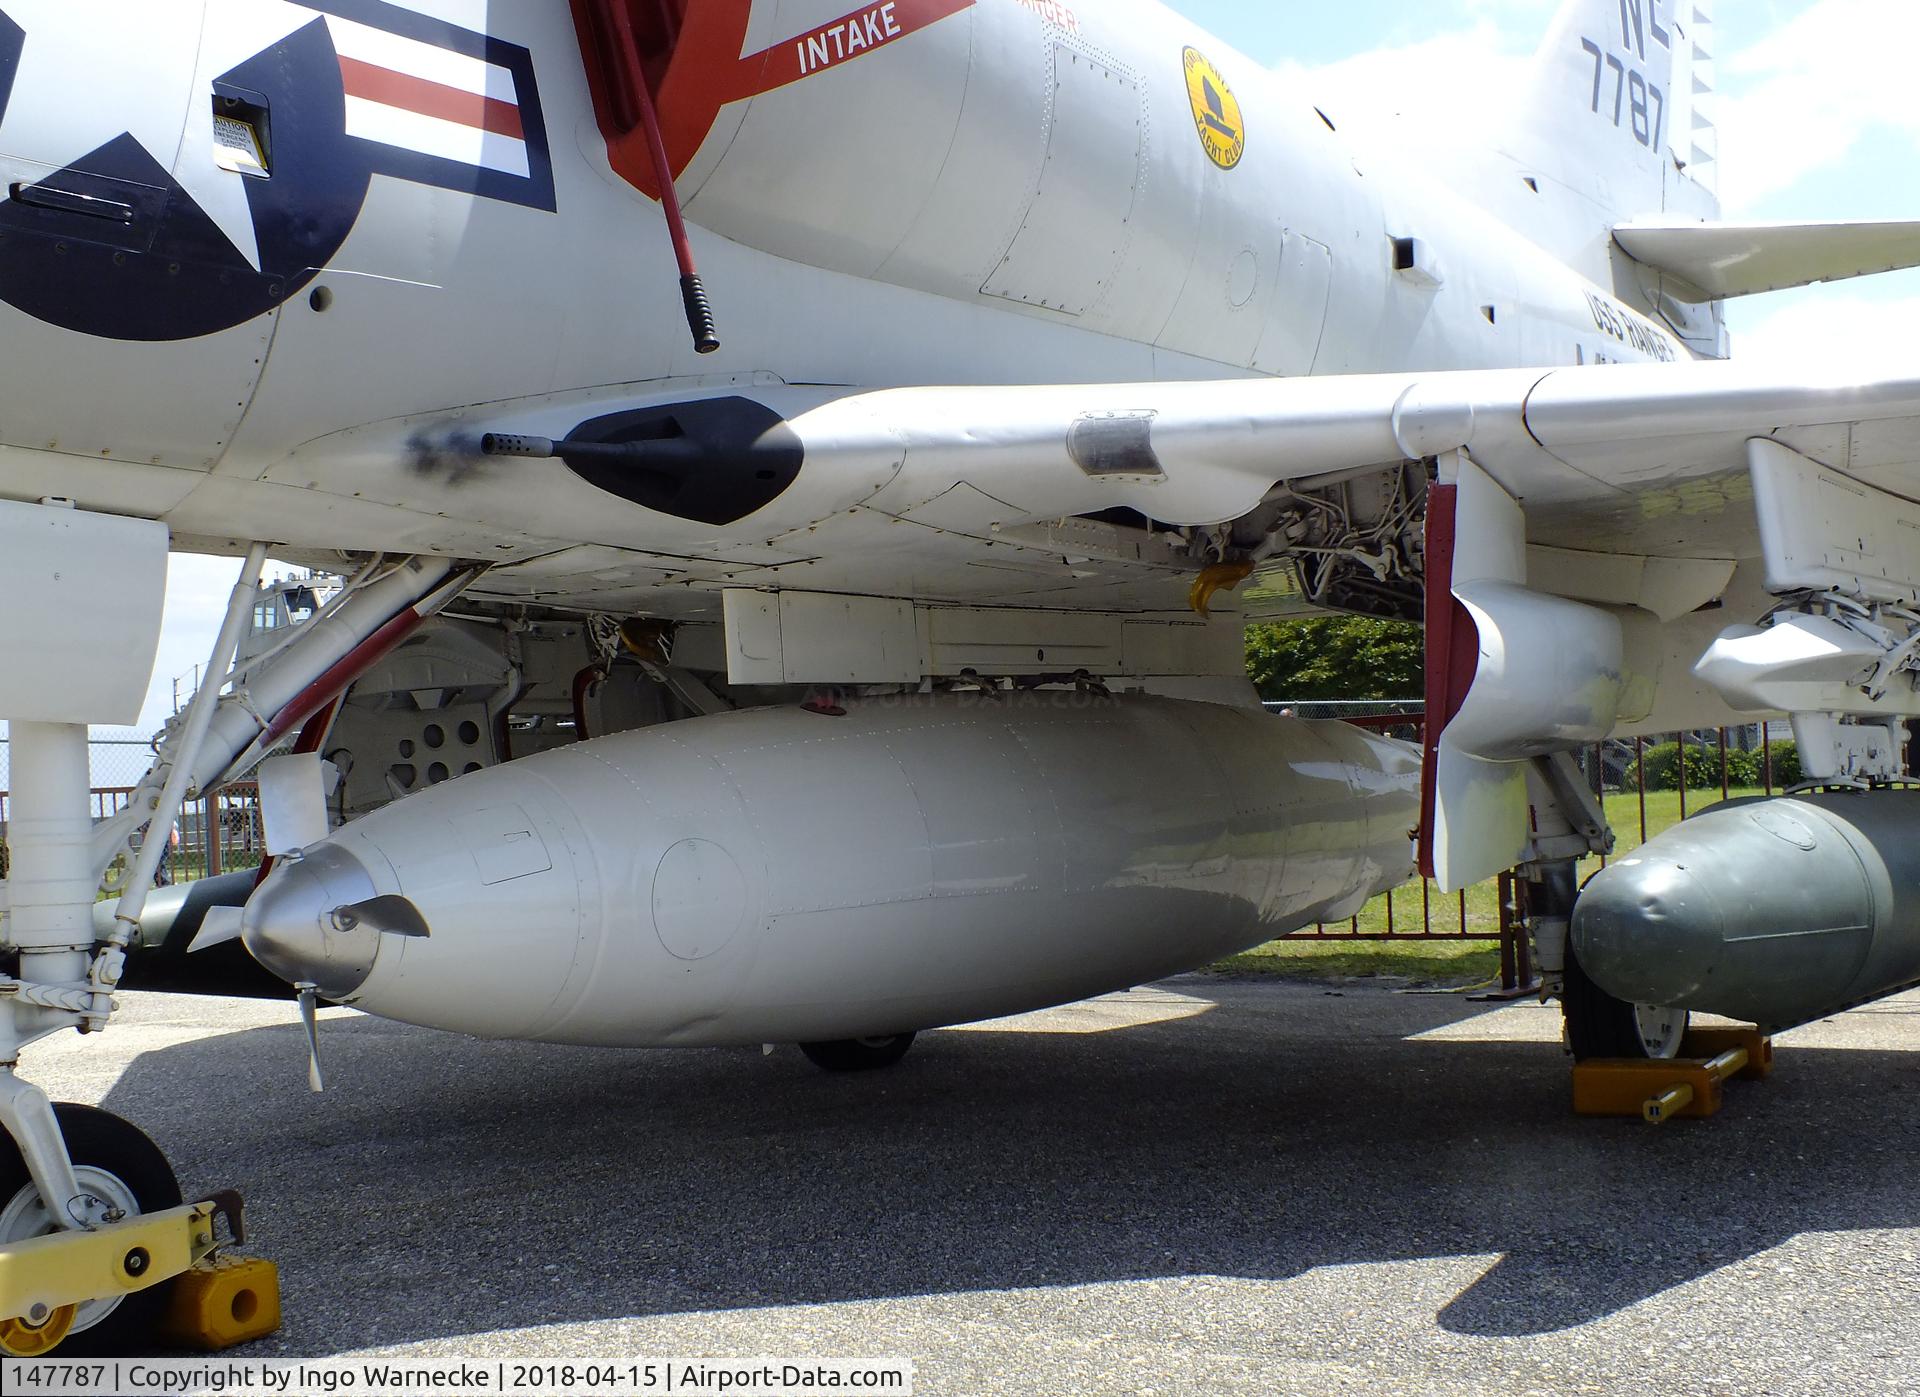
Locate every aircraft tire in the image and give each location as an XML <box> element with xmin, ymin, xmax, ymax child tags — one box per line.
<box><xmin>1562</xmin><ymin>951</ymin><xmax>1689</xmax><ymax>1061</ymax></box>
<box><xmin>798</xmin><ymin>1033</ymin><xmax>917</xmax><ymax>1072</ymax></box>
<box><xmin>0</xmin><ymin>1104</ymin><xmax>182</xmax><ymax>1356</ymax></box>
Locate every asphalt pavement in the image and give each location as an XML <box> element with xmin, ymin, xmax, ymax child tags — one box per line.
<box><xmin>17</xmin><ymin>977</ymin><xmax>1920</xmax><ymax>1396</ymax></box>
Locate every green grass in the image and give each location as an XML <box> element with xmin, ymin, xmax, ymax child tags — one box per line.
<box><xmin>1212</xmin><ymin>785</ymin><xmax>1769</xmax><ymax>984</ymax></box>
<box><xmin>97</xmin><ymin>850</ymin><xmax>266</xmax><ymax>898</ymax></box>
<box><xmin>1212</xmin><ymin>938</ymin><xmax>1504</xmax><ymax>986</ymax></box>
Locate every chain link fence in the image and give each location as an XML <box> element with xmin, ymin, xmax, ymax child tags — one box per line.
<box><xmin>1261</xmin><ymin>703</ymin><xmax>1806</xmax><ymax>992</ymax></box>
<box><xmin>1262</xmin><ymin>700</ymin><xmax>1425</xmax><ymax>722</ymax></box>
<box><xmin>0</xmin><ymin>738</ymin><xmax>264</xmax><ymax>886</ymax></box>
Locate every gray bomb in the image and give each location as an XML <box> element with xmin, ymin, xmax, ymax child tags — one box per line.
<box><xmin>1572</xmin><ymin>791</ymin><xmax>1920</xmax><ymax>1031</ymax></box>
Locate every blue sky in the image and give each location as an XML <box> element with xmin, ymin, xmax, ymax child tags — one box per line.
<box><xmin>1162</xmin><ymin>0</ymin><xmax>1920</xmax><ymax>236</ymax></box>
<box><xmin>1161</xmin><ymin>0</ymin><xmax>1920</xmax><ymax>354</ymax></box>
<box><xmin>1164</xmin><ymin>0</ymin><xmax>1542</xmax><ymax>65</ymax></box>
<box><xmin>107</xmin><ymin>0</ymin><xmax>1920</xmax><ymax>734</ymax></box>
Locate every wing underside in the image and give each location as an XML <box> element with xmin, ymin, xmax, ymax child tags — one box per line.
<box><xmin>425</xmin><ymin>360</ymin><xmax>1920</xmax><ymax>615</ymax></box>
<box><xmin>1614</xmin><ymin>219</ymin><xmax>1920</xmax><ymax>301</ymax></box>
<box><xmin>177</xmin><ymin>358</ymin><xmax>1920</xmax><ymax>888</ymax></box>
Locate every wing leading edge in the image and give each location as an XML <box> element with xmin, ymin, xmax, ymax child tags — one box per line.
<box><xmin>791</xmin><ymin>358</ymin><xmax>1920</xmax><ymax>549</ymax></box>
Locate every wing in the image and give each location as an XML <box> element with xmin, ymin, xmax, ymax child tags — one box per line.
<box><xmin>403</xmin><ymin>359</ymin><xmax>1918</xmax><ymax>622</ymax></box>
<box><xmin>810</xmin><ymin>358</ymin><xmax>1920</xmax><ymax>548</ymax></box>
<box><xmin>280</xmin><ymin>357</ymin><xmax>1920</xmax><ymax>631</ymax></box>
<box><xmin>771</xmin><ymin>359</ymin><xmax>1918</xmax><ymax>891</ymax></box>
<box><xmin>277</xmin><ymin>358</ymin><xmax>1920</xmax><ymax>886</ymax></box>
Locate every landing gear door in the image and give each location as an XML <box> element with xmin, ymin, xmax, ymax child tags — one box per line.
<box><xmin>1420</xmin><ymin>452</ymin><xmax>1631</xmax><ymax>892</ymax></box>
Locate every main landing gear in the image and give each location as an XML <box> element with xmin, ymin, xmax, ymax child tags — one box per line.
<box><xmin>1526</xmin><ymin>857</ymin><xmax>1690</xmax><ymax>1062</ymax></box>
<box><xmin>799</xmin><ymin>1033</ymin><xmax>918</xmax><ymax>1072</ymax></box>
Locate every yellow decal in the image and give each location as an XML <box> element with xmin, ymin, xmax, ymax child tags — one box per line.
<box><xmin>1183</xmin><ymin>47</ymin><xmax>1243</xmax><ymax>170</ymax></box>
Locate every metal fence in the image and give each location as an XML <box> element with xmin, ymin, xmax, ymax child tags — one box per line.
<box><xmin>1263</xmin><ymin>698</ymin><xmax>1423</xmax><ymax>727</ymax></box>
<box><xmin>0</xmin><ymin>736</ymin><xmax>265</xmax><ymax>885</ymax></box>
<box><xmin>1275</xmin><ymin>699</ymin><xmax>1496</xmax><ymax>945</ymax></box>
<box><xmin>1263</xmin><ymin>702</ymin><xmax>1823</xmax><ymax>991</ymax></box>
<box><xmin>0</xmin><ymin>784</ymin><xmax>265</xmax><ymax>886</ymax></box>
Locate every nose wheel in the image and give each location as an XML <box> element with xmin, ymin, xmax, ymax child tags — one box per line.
<box><xmin>0</xmin><ymin>1104</ymin><xmax>183</xmax><ymax>1357</ymax></box>
<box><xmin>1563</xmin><ymin>950</ymin><xmax>1689</xmax><ymax>1061</ymax></box>
<box><xmin>799</xmin><ymin>1033</ymin><xmax>917</xmax><ymax>1072</ymax></box>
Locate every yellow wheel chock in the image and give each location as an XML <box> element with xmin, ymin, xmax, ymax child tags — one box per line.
<box><xmin>160</xmin><ymin>1253</ymin><xmax>282</xmax><ymax>1350</ymax></box>
<box><xmin>1572</xmin><ymin>1027</ymin><xmax>1774</xmax><ymax>1123</ymax></box>
<box><xmin>0</xmin><ymin>1190</ymin><xmax>277</xmax><ymax>1353</ymax></box>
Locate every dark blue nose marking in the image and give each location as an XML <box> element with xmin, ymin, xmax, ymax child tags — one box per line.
<box><xmin>0</xmin><ymin>11</ymin><xmax>23</xmax><ymax>126</ymax></box>
<box><xmin>0</xmin><ymin>17</ymin><xmax>368</xmax><ymax>341</ymax></box>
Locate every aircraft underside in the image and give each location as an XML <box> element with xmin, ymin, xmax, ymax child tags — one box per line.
<box><xmin>6</xmin><ymin>0</ymin><xmax>1920</xmax><ymax>1358</ymax></box>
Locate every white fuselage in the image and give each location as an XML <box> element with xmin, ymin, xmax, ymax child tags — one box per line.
<box><xmin>0</xmin><ymin>0</ymin><xmax>1683</xmax><ymax>582</ymax></box>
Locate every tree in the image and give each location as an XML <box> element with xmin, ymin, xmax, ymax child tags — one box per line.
<box><xmin>1245</xmin><ymin>616</ymin><xmax>1424</xmax><ymax>702</ymax></box>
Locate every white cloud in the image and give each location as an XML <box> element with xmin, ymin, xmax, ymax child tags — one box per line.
<box><xmin>1732</xmin><ymin>290</ymin><xmax>1920</xmax><ymax>367</ymax></box>
<box><xmin>1713</xmin><ymin>0</ymin><xmax>1920</xmax><ymax>213</ymax></box>
<box><xmin>1277</xmin><ymin>24</ymin><xmax>1534</xmax><ymax>142</ymax></box>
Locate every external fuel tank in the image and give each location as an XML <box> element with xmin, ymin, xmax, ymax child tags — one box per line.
<box><xmin>239</xmin><ymin>694</ymin><xmax>1418</xmax><ymax>1046</ymax></box>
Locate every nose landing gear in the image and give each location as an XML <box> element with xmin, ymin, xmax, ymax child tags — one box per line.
<box><xmin>0</xmin><ymin>1103</ymin><xmax>181</xmax><ymax>1356</ymax></box>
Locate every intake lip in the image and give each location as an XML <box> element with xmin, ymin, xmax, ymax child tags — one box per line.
<box><xmin>240</xmin><ymin>843</ymin><xmax>384</xmax><ymax>1000</ymax></box>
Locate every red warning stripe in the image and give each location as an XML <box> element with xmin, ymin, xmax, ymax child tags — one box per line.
<box><xmin>337</xmin><ymin>55</ymin><xmax>525</xmax><ymax>140</ymax></box>
<box><xmin>575</xmin><ymin>0</ymin><xmax>976</xmax><ymax>201</ymax></box>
